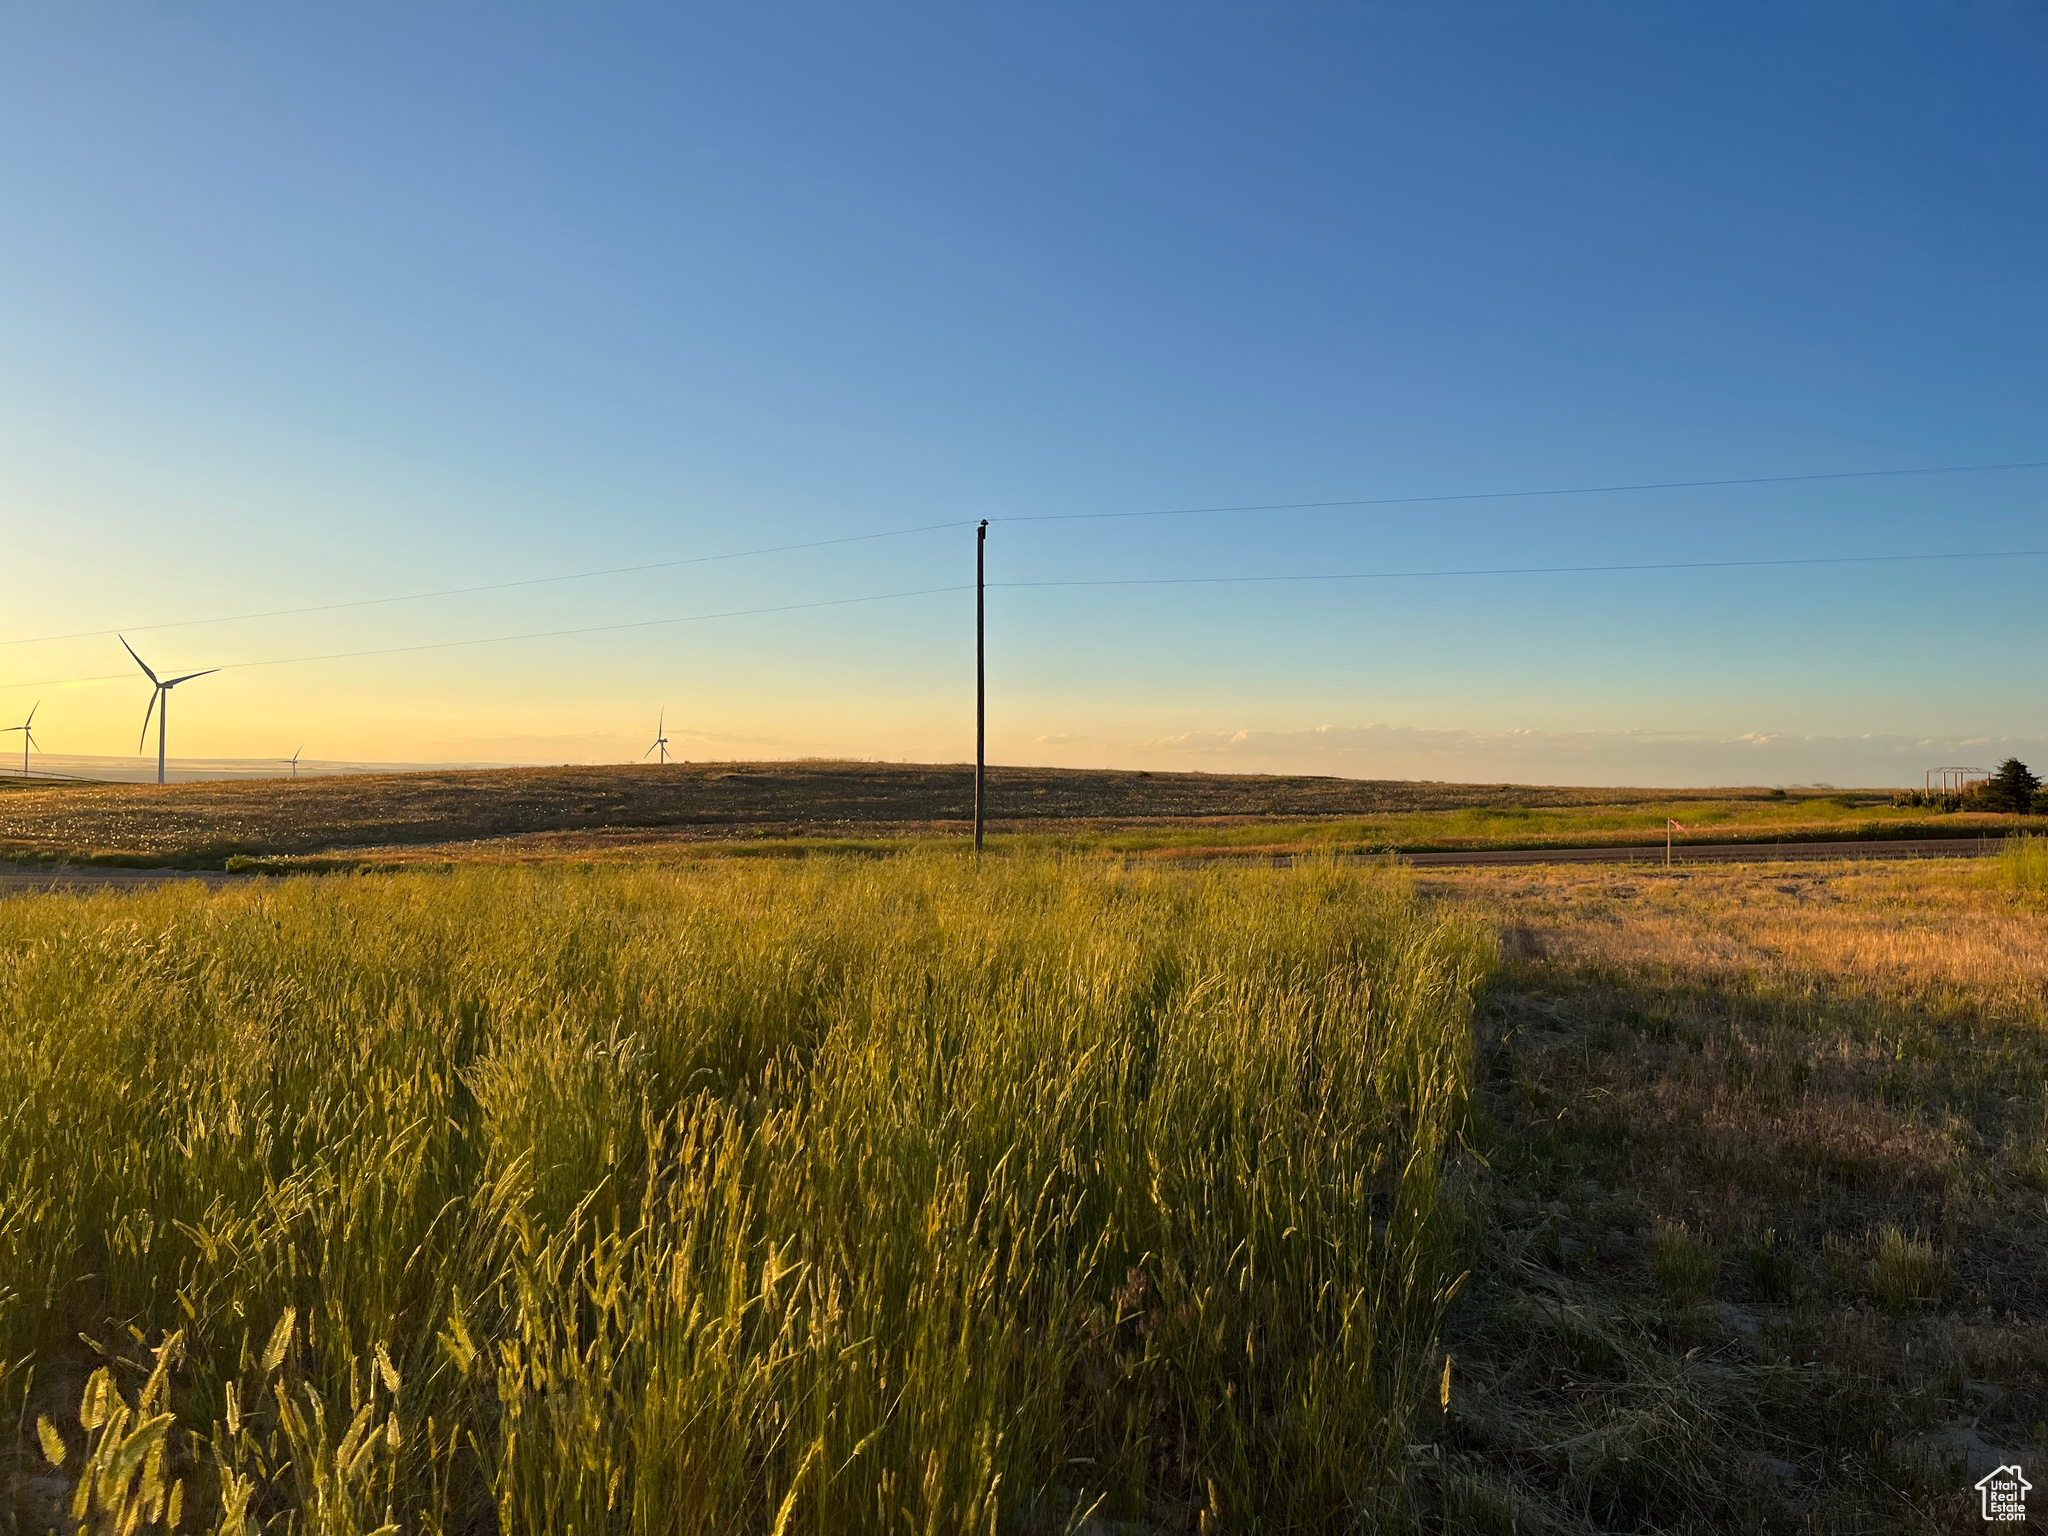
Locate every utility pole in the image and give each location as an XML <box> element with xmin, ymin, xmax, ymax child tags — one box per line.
<box><xmin>975</xmin><ymin>520</ymin><xmax>987</xmax><ymax>854</ymax></box>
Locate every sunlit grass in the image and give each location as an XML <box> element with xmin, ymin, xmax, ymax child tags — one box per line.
<box><xmin>8</xmin><ymin>760</ymin><xmax>2034</xmax><ymax>871</ymax></box>
<box><xmin>267</xmin><ymin>797</ymin><xmax>2042</xmax><ymax>874</ymax></box>
<box><xmin>1032</xmin><ymin>797</ymin><xmax>2024</xmax><ymax>857</ymax></box>
<box><xmin>2001</xmin><ymin>833</ymin><xmax>2048</xmax><ymax>900</ymax></box>
<box><xmin>0</xmin><ymin>855</ymin><xmax>1488</xmax><ymax>1532</ymax></box>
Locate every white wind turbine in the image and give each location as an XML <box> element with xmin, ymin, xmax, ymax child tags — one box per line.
<box><xmin>121</xmin><ymin>636</ymin><xmax>218</xmax><ymax>785</ymax></box>
<box><xmin>290</xmin><ymin>745</ymin><xmax>304</xmax><ymax>778</ymax></box>
<box><xmin>645</xmin><ymin>710</ymin><xmax>672</xmax><ymax>765</ymax></box>
<box><xmin>1</xmin><ymin>702</ymin><xmax>39</xmax><ymax>777</ymax></box>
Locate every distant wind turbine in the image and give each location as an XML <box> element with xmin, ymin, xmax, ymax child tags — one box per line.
<box><xmin>121</xmin><ymin>636</ymin><xmax>218</xmax><ymax>785</ymax></box>
<box><xmin>290</xmin><ymin>745</ymin><xmax>304</xmax><ymax>778</ymax></box>
<box><xmin>645</xmin><ymin>710</ymin><xmax>671</xmax><ymax>765</ymax></box>
<box><xmin>1</xmin><ymin>702</ymin><xmax>38</xmax><ymax>777</ymax></box>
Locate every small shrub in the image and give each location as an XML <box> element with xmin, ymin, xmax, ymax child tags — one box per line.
<box><xmin>1652</xmin><ymin>1220</ymin><xmax>1717</xmax><ymax>1309</ymax></box>
<box><xmin>1867</xmin><ymin>1226</ymin><xmax>1950</xmax><ymax>1316</ymax></box>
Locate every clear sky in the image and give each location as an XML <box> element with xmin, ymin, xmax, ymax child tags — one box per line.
<box><xmin>3</xmin><ymin>5</ymin><xmax>2045</xmax><ymax>785</ymax></box>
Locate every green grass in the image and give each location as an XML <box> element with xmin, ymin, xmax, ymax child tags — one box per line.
<box><xmin>0</xmin><ymin>761</ymin><xmax>1781</xmax><ymax>870</ymax></box>
<box><xmin>1016</xmin><ymin>797</ymin><xmax>2030</xmax><ymax>858</ymax></box>
<box><xmin>1650</xmin><ymin>1220</ymin><xmax>1718</xmax><ymax>1310</ymax></box>
<box><xmin>9</xmin><ymin>762</ymin><xmax>2029</xmax><ymax>871</ymax></box>
<box><xmin>0</xmin><ymin>856</ymin><xmax>1488</xmax><ymax>1534</ymax></box>
<box><xmin>2001</xmin><ymin>832</ymin><xmax>2048</xmax><ymax>899</ymax></box>
<box><xmin>251</xmin><ymin>796</ymin><xmax>2041</xmax><ymax>875</ymax></box>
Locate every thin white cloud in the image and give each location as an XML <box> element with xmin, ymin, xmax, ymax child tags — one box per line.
<box><xmin>1096</xmin><ymin>722</ymin><xmax>2047</xmax><ymax>788</ymax></box>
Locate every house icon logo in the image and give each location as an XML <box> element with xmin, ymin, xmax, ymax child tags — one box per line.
<box><xmin>1975</xmin><ymin>1463</ymin><xmax>2030</xmax><ymax>1523</ymax></box>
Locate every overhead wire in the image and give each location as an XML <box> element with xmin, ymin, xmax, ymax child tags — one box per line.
<box><xmin>5</xmin><ymin>456</ymin><xmax>2043</xmax><ymax>650</ymax></box>
<box><xmin>995</xmin><ymin>547</ymin><xmax>2048</xmax><ymax>589</ymax></box>
<box><xmin>0</xmin><ymin>585</ymin><xmax>972</xmax><ymax>693</ymax></box>
<box><xmin>1001</xmin><ymin>457</ymin><xmax>2048</xmax><ymax>523</ymax></box>
<box><xmin>0</xmin><ymin>518</ymin><xmax>978</xmax><ymax>648</ymax></box>
<box><xmin>6</xmin><ymin>542</ymin><xmax>2041</xmax><ymax>695</ymax></box>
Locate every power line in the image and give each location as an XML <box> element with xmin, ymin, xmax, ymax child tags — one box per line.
<box><xmin>7</xmin><ymin>541</ymin><xmax>2037</xmax><ymax>697</ymax></box>
<box><xmin>0</xmin><ymin>519</ymin><xmax>977</xmax><ymax>649</ymax></box>
<box><xmin>995</xmin><ymin>547</ymin><xmax>2048</xmax><ymax>590</ymax></box>
<box><xmin>8</xmin><ymin>456</ymin><xmax>2041</xmax><ymax>651</ymax></box>
<box><xmin>1001</xmin><ymin>458</ymin><xmax>2048</xmax><ymax>524</ymax></box>
<box><xmin>0</xmin><ymin>584</ymin><xmax>972</xmax><ymax>693</ymax></box>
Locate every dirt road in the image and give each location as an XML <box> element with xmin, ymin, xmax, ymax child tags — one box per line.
<box><xmin>0</xmin><ymin>835</ymin><xmax>2002</xmax><ymax>896</ymax></box>
<box><xmin>1397</xmin><ymin>836</ymin><xmax>1998</xmax><ymax>868</ymax></box>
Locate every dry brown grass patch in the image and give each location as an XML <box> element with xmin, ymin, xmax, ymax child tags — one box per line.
<box><xmin>1416</xmin><ymin>857</ymin><xmax>2048</xmax><ymax>1532</ymax></box>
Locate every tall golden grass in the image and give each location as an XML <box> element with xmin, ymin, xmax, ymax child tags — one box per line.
<box><xmin>0</xmin><ymin>855</ymin><xmax>1486</xmax><ymax>1533</ymax></box>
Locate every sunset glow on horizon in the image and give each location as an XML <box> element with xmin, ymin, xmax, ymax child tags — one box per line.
<box><xmin>6</xmin><ymin>7</ymin><xmax>2045</xmax><ymax>786</ymax></box>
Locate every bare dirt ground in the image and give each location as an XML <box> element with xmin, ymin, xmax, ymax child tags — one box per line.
<box><xmin>0</xmin><ymin>760</ymin><xmax>1773</xmax><ymax>867</ymax></box>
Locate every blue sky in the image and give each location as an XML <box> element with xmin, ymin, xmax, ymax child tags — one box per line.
<box><xmin>3</xmin><ymin>4</ymin><xmax>2045</xmax><ymax>784</ymax></box>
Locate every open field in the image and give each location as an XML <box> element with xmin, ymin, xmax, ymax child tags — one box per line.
<box><xmin>0</xmin><ymin>857</ymin><xmax>1484</xmax><ymax>1535</ymax></box>
<box><xmin>7</xmin><ymin>843</ymin><xmax>2046</xmax><ymax>1532</ymax></box>
<box><xmin>0</xmin><ymin>761</ymin><xmax>2036</xmax><ymax>870</ymax></box>
<box><xmin>0</xmin><ymin>838</ymin><xmax>2002</xmax><ymax>906</ymax></box>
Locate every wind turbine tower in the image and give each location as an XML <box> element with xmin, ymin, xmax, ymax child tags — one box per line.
<box><xmin>645</xmin><ymin>710</ymin><xmax>671</xmax><ymax>765</ymax></box>
<box><xmin>1</xmin><ymin>702</ymin><xmax>38</xmax><ymax>777</ymax></box>
<box><xmin>121</xmin><ymin>637</ymin><xmax>219</xmax><ymax>786</ymax></box>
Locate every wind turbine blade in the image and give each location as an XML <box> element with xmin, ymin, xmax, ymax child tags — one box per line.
<box><xmin>163</xmin><ymin>668</ymin><xmax>220</xmax><ymax>686</ymax></box>
<box><xmin>138</xmin><ymin>688</ymin><xmax>159</xmax><ymax>753</ymax></box>
<box><xmin>119</xmin><ymin>635</ymin><xmax>159</xmax><ymax>685</ymax></box>
<box><xmin>24</xmin><ymin>701</ymin><xmax>36</xmax><ymax>728</ymax></box>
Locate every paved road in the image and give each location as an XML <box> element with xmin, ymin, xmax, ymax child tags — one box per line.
<box><xmin>1399</xmin><ymin>836</ymin><xmax>2000</xmax><ymax>869</ymax></box>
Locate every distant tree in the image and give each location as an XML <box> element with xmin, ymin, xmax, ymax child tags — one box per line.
<box><xmin>1979</xmin><ymin>758</ymin><xmax>2043</xmax><ymax>813</ymax></box>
